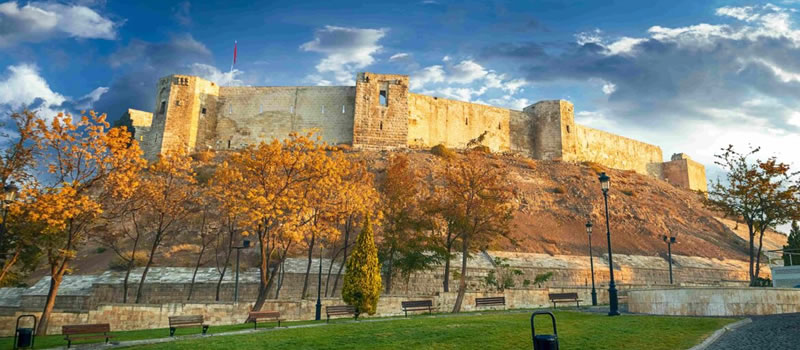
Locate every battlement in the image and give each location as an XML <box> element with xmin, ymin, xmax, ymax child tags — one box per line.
<box><xmin>125</xmin><ymin>72</ymin><xmax>707</xmax><ymax>191</ymax></box>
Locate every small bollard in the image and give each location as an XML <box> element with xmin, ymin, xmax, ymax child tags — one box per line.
<box><xmin>13</xmin><ymin>314</ymin><xmax>37</xmax><ymax>349</ymax></box>
<box><xmin>530</xmin><ymin>311</ymin><xmax>558</xmax><ymax>350</ymax></box>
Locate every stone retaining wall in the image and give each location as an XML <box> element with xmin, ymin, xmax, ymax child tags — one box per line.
<box><xmin>628</xmin><ymin>288</ymin><xmax>800</xmax><ymax>316</ymax></box>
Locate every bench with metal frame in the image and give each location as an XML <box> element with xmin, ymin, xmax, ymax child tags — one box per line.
<box><xmin>475</xmin><ymin>296</ymin><xmax>506</xmax><ymax>309</ymax></box>
<box><xmin>325</xmin><ymin>305</ymin><xmax>357</xmax><ymax>323</ymax></box>
<box><xmin>401</xmin><ymin>300</ymin><xmax>434</xmax><ymax>317</ymax></box>
<box><xmin>168</xmin><ymin>315</ymin><xmax>209</xmax><ymax>337</ymax></box>
<box><xmin>548</xmin><ymin>292</ymin><xmax>583</xmax><ymax>308</ymax></box>
<box><xmin>62</xmin><ymin>323</ymin><xmax>113</xmax><ymax>348</ymax></box>
<box><xmin>246</xmin><ymin>311</ymin><xmax>285</xmax><ymax>329</ymax></box>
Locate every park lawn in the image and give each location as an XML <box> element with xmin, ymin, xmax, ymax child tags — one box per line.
<box><xmin>128</xmin><ymin>310</ymin><xmax>736</xmax><ymax>350</ymax></box>
<box><xmin>0</xmin><ymin>318</ymin><xmax>318</xmax><ymax>349</ymax></box>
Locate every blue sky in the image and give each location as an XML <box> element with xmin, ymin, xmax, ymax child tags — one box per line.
<box><xmin>1</xmin><ymin>0</ymin><xmax>799</xmax><ymax>175</ymax></box>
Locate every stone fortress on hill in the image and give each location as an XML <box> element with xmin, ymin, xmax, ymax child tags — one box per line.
<box><xmin>123</xmin><ymin>72</ymin><xmax>707</xmax><ymax>192</ymax></box>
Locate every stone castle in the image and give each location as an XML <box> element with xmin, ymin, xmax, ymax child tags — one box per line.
<box><xmin>123</xmin><ymin>72</ymin><xmax>707</xmax><ymax>191</ymax></box>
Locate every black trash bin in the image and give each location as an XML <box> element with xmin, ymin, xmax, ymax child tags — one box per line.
<box><xmin>530</xmin><ymin>311</ymin><xmax>558</xmax><ymax>350</ymax></box>
<box><xmin>14</xmin><ymin>314</ymin><xmax>37</xmax><ymax>349</ymax></box>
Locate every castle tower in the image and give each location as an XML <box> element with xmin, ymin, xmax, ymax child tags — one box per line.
<box><xmin>523</xmin><ymin>100</ymin><xmax>577</xmax><ymax>161</ymax></box>
<box><xmin>352</xmin><ymin>72</ymin><xmax>410</xmax><ymax>149</ymax></box>
<box><xmin>142</xmin><ymin>75</ymin><xmax>220</xmax><ymax>159</ymax></box>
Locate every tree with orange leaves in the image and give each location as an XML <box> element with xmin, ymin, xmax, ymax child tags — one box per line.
<box><xmin>0</xmin><ymin>111</ymin><xmax>43</xmax><ymax>286</ymax></box>
<box><xmin>438</xmin><ymin>151</ymin><xmax>515</xmax><ymax>313</ymax></box>
<box><xmin>26</xmin><ymin>112</ymin><xmax>144</xmax><ymax>335</ymax></box>
<box><xmin>132</xmin><ymin>148</ymin><xmax>199</xmax><ymax>303</ymax></box>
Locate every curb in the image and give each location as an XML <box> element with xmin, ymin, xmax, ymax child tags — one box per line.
<box><xmin>688</xmin><ymin>318</ymin><xmax>752</xmax><ymax>350</ymax></box>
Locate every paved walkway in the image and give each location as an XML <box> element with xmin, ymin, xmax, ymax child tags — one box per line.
<box><xmin>706</xmin><ymin>313</ymin><xmax>800</xmax><ymax>350</ymax></box>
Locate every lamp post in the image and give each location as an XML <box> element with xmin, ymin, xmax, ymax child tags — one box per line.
<box><xmin>315</xmin><ymin>244</ymin><xmax>323</xmax><ymax>321</ymax></box>
<box><xmin>0</xmin><ymin>182</ymin><xmax>19</xmax><ymax>243</ymax></box>
<box><xmin>599</xmin><ymin>172</ymin><xmax>620</xmax><ymax>316</ymax></box>
<box><xmin>233</xmin><ymin>239</ymin><xmax>250</xmax><ymax>303</ymax></box>
<box><xmin>663</xmin><ymin>235</ymin><xmax>676</xmax><ymax>285</ymax></box>
<box><xmin>586</xmin><ymin>221</ymin><xmax>597</xmax><ymax>306</ymax></box>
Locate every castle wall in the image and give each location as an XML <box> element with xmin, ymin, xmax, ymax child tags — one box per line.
<box><xmin>211</xmin><ymin>86</ymin><xmax>356</xmax><ymax>149</ymax></box>
<box><xmin>407</xmin><ymin>93</ymin><xmax>512</xmax><ymax>151</ymax></box>
<box><xmin>574</xmin><ymin>125</ymin><xmax>664</xmax><ymax>177</ymax></box>
<box><xmin>663</xmin><ymin>155</ymin><xmax>708</xmax><ymax>192</ymax></box>
<box><xmin>525</xmin><ymin>100</ymin><xmax>575</xmax><ymax>160</ymax></box>
<box><xmin>353</xmin><ymin>72</ymin><xmax>409</xmax><ymax>149</ymax></box>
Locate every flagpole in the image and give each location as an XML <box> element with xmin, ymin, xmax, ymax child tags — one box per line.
<box><xmin>230</xmin><ymin>40</ymin><xmax>237</xmax><ymax>74</ymax></box>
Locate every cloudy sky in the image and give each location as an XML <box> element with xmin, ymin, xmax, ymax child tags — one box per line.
<box><xmin>1</xmin><ymin>0</ymin><xmax>799</xmax><ymax>177</ymax></box>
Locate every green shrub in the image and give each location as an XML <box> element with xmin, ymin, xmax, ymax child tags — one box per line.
<box><xmin>533</xmin><ymin>272</ymin><xmax>554</xmax><ymax>287</ymax></box>
<box><xmin>95</xmin><ymin>247</ymin><xmax>107</xmax><ymax>254</ymax></box>
<box><xmin>342</xmin><ymin>215</ymin><xmax>382</xmax><ymax>318</ymax></box>
<box><xmin>431</xmin><ymin>144</ymin><xmax>456</xmax><ymax>159</ymax></box>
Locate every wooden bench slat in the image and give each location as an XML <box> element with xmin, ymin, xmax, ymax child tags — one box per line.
<box><xmin>168</xmin><ymin>315</ymin><xmax>208</xmax><ymax>336</ymax></box>
<box><xmin>548</xmin><ymin>292</ymin><xmax>583</xmax><ymax>308</ymax></box>
<box><xmin>247</xmin><ymin>310</ymin><xmax>285</xmax><ymax>329</ymax></box>
<box><xmin>475</xmin><ymin>297</ymin><xmax>506</xmax><ymax>308</ymax></box>
<box><xmin>401</xmin><ymin>300</ymin><xmax>434</xmax><ymax>317</ymax></box>
<box><xmin>325</xmin><ymin>305</ymin><xmax>357</xmax><ymax>323</ymax></box>
<box><xmin>62</xmin><ymin>323</ymin><xmax>112</xmax><ymax>349</ymax></box>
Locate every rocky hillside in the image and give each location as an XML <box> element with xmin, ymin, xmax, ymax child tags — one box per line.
<box><xmin>359</xmin><ymin>149</ymin><xmax>786</xmax><ymax>261</ymax></box>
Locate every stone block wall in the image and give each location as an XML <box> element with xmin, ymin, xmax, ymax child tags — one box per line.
<box><xmin>407</xmin><ymin>93</ymin><xmax>512</xmax><ymax>151</ymax></box>
<box><xmin>574</xmin><ymin>125</ymin><xmax>664</xmax><ymax>177</ymax></box>
<box><xmin>662</xmin><ymin>153</ymin><xmax>708</xmax><ymax>192</ymax></box>
<box><xmin>211</xmin><ymin>86</ymin><xmax>356</xmax><ymax>149</ymax></box>
<box><xmin>628</xmin><ymin>287</ymin><xmax>800</xmax><ymax>316</ymax></box>
<box><xmin>352</xmin><ymin>72</ymin><xmax>409</xmax><ymax>149</ymax></box>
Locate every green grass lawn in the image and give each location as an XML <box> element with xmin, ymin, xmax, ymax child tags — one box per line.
<box><xmin>1</xmin><ymin>310</ymin><xmax>736</xmax><ymax>350</ymax></box>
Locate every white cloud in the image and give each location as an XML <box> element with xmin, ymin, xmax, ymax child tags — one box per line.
<box><xmin>410</xmin><ymin>65</ymin><xmax>445</xmax><ymax>90</ymax></box>
<box><xmin>300</xmin><ymin>25</ymin><xmax>387</xmax><ymax>85</ymax></box>
<box><xmin>389</xmin><ymin>52</ymin><xmax>410</xmax><ymax>61</ymax></box>
<box><xmin>0</xmin><ymin>1</ymin><xmax>118</xmax><ymax>47</ymax></box>
<box><xmin>485</xmin><ymin>95</ymin><xmax>531</xmax><ymax>110</ymax></box>
<box><xmin>0</xmin><ymin>64</ymin><xmax>109</xmax><ymax>119</ymax></box>
<box><xmin>189</xmin><ymin>63</ymin><xmax>244</xmax><ymax>86</ymax></box>
<box><xmin>716</xmin><ymin>6</ymin><xmax>759</xmax><ymax>22</ymax></box>
<box><xmin>0</xmin><ymin>64</ymin><xmax>65</xmax><ymax>116</ymax></box>
<box><xmin>602</xmin><ymin>81</ymin><xmax>616</xmax><ymax>95</ymax></box>
<box><xmin>788</xmin><ymin>111</ymin><xmax>800</xmax><ymax>127</ymax></box>
<box><xmin>448</xmin><ymin>60</ymin><xmax>488</xmax><ymax>84</ymax></box>
<box><xmin>75</xmin><ymin>86</ymin><xmax>108</xmax><ymax>110</ymax></box>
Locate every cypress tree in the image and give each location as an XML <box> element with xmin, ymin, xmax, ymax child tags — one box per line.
<box><xmin>342</xmin><ymin>215</ymin><xmax>382</xmax><ymax>319</ymax></box>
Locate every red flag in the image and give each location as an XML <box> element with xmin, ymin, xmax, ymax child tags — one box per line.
<box><xmin>233</xmin><ymin>41</ymin><xmax>238</xmax><ymax>65</ymax></box>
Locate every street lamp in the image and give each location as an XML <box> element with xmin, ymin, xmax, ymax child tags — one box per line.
<box><xmin>586</xmin><ymin>221</ymin><xmax>597</xmax><ymax>306</ymax></box>
<box><xmin>598</xmin><ymin>172</ymin><xmax>620</xmax><ymax>316</ymax></box>
<box><xmin>0</xmin><ymin>182</ymin><xmax>19</xmax><ymax>243</ymax></box>
<box><xmin>233</xmin><ymin>239</ymin><xmax>250</xmax><ymax>303</ymax></box>
<box><xmin>662</xmin><ymin>235</ymin><xmax>677</xmax><ymax>285</ymax></box>
<box><xmin>315</xmin><ymin>244</ymin><xmax>323</xmax><ymax>321</ymax></box>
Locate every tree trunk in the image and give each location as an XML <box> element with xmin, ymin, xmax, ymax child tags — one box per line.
<box><xmin>123</xmin><ymin>234</ymin><xmax>141</xmax><ymax>303</ymax></box>
<box><xmin>187</xmin><ymin>241</ymin><xmax>207</xmax><ymax>301</ymax></box>
<box><xmin>275</xmin><ymin>259</ymin><xmax>286</xmax><ymax>299</ymax></box>
<box><xmin>443</xmin><ymin>231</ymin><xmax>453</xmax><ymax>292</ymax></box>
<box><xmin>253</xmin><ymin>230</ymin><xmax>275</xmax><ymax>311</ymax></box>
<box><xmin>36</xmin><ymin>264</ymin><xmax>67</xmax><ymax>335</ymax></box>
<box><xmin>747</xmin><ymin>222</ymin><xmax>755</xmax><ymax>284</ymax></box>
<box><xmin>331</xmin><ymin>220</ymin><xmax>352</xmax><ymax>297</ymax></box>
<box><xmin>385</xmin><ymin>246</ymin><xmax>395</xmax><ymax>294</ymax></box>
<box><xmin>301</xmin><ymin>233</ymin><xmax>315</xmax><ymax>299</ymax></box>
<box><xmin>755</xmin><ymin>228</ymin><xmax>766</xmax><ymax>282</ymax></box>
<box><xmin>215</xmin><ymin>230</ymin><xmax>234</xmax><ymax>301</ymax></box>
<box><xmin>135</xmin><ymin>233</ymin><xmax>162</xmax><ymax>304</ymax></box>
<box><xmin>452</xmin><ymin>235</ymin><xmax>469</xmax><ymax>313</ymax></box>
<box><xmin>0</xmin><ymin>249</ymin><xmax>21</xmax><ymax>285</ymax></box>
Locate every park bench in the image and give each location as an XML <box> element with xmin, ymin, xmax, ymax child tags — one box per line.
<box><xmin>326</xmin><ymin>305</ymin><xmax>357</xmax><ymax>323</ymax></box>
<box><xmin>401</xmin><ymin>300</ymin><xmax>434</xmax><ymax>317</ymax></box>
<box><xmin>548</xmin><ymin>292</ymin><xmax>583</xmax><ymax>308</ymax></box>
<box><xmin>168</xmin><ymin>315</ymin><xmax>209</xmax><ymax>336</ymax></box>
<box><xmin>246</xmin><ymin>310</ymin><xmax>285</xmax><ymax>329</ymax></box>
<box><xmin>62</xmin><ymin>323</ymin><xmax>113</xmax><ymax>348</ymax></box>
<box><xmin>475</xmin><ymin>296</ymin><xmax>506</xmax><ymax>309</ymax></box>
